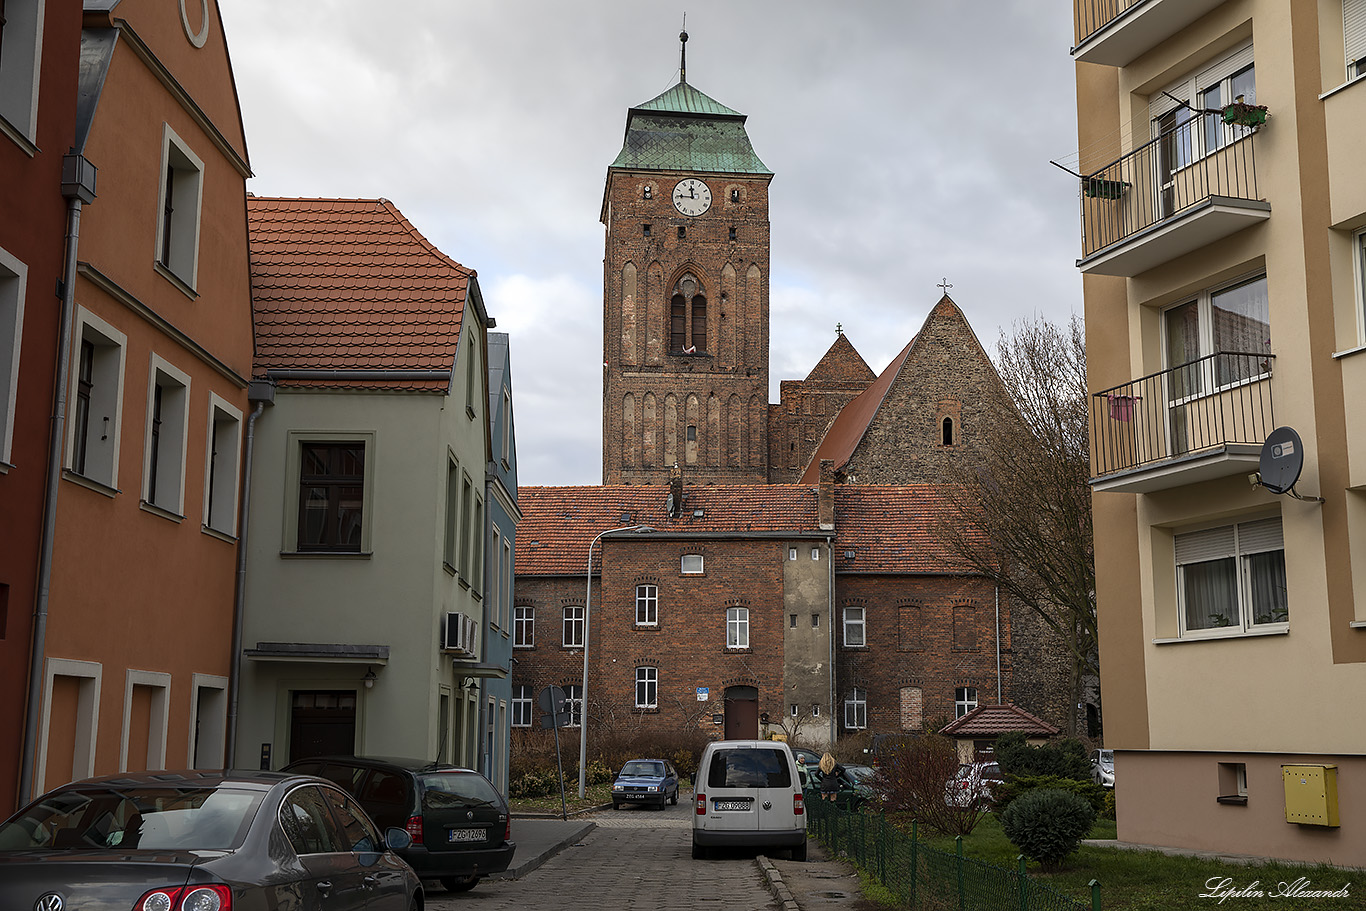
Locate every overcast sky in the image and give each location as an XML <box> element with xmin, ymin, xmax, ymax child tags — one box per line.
<box><xmin>220</xmin><ymin>1</ymin><xmax>1084</xmax><ymax>487</ymax></box>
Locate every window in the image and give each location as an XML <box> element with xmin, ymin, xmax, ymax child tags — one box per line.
<box><xmin>811</xmin><ymin>613</ymin><xmax>819</xmax><ymax>629</ymax></box>
<box><xmin>1151</xmin><ymin>43</ymin><xmax>1255</xmax><ymax>163</ymax></box>
<box><xmin>728</xmin><ymin>226</ymin><xmax>736</xmax><ymax>241</ymax></box>
<box><xmin>1347</xmin><ymin>0</ymin><xmax>1366</xmax><ymax>78</ymax></box>
<box><xmin>562</xmin><ymin>684</ymin><xmax>582</xmax><ymax>726</ymax></box>
<box><xmin>155</xmin><ymin>124</ymin><xmax>205</xmax><ymax>289</ymax></box>
<box><xmin>1218</xmin><ymin>762</ymin><xmax>1249</xmax><ymax>803</ymax></box>
<box><xmin>942</xmin><ymin>417</ymin><xmax>954</xmax><ymax>446</ymax></box>
<box><xmin>844</xmin><ymin>688</ymin><xmax>867</xmax><ymax>730</ymax></box>
<box><xmin>730</xmin><ymin>189</ymin><xmax>740</xmax><ymax>203</ymax></box>
<box><xmin>789</xmin><ymin>547</ymin><xmax>797</xmax><ymax>561</ymax></box>
<box><xmin>562</xmin><ymin>605</ymin><xmax>584</xmax><ymax>647</ymax></box>
<box><xmin>1164</xmin><ymin>274</ymin><xmax>1270</xmax><ymax>397</ymax></box>
<box><xmin>511</xmin><ymin>685</ymin><xmax>533</xmax><ymax>727</ymax></box>
<box><xmin>812</xmin><ymin>704</ymin><xmax>820</xmax><ymax>717</ymax></box>
<box><xmin>500</xmin><ymin>386</ymin><xmax>512</xmax><ymax>467</ymax></box>
<box><xmin>726</xmin><ymin>606</ymin><xmax>749</xmax><ymax>649</ymax></box>
<box><xmin>203</xmin><ymin>394</ymin><xmax>242</xmax><ymax>535</ymax></box>
<box><xmin>955</xmin><ymin>686</ymin><xmax>977</xmax><ymax>719</ymax></box>
<box><xmin>789</xmin><ymin>614</ymin><xmax>797</xmax><ymax>628</ymax></box>
<box><xmin>0</xmin><ymin>0</ymin><xmax>43</xmax><ymax>143</ymax></box>
<box><xmin>635</xmin><ymin>666</ymin><xmax>657</xmax><ymax>709</ymax></box>
<box><xmin>635</xmin><ymin>584</ymin><xmax>657</xmax><ymax>626</ymax></box>
<box><xmin>464</xmin><ymin>328</ymin><xmax>479</xmax><ymax>419</ymax></box>
<box><xmin>142</xmin><ymin>356</ymin><xmax>190</xmax><ymax>515</ymax></box>
<box><xmin>1176</xmin><ymin>516</ymin><xmax>1287</xmax><ymax>636</ymax></box>
<box><xmin>66</xmin><ymin>308</ymin><xmax>127</xmax><ymax>489</ymax></box>
<box><xmin>811</xmin><ymin>547</ymin><xmax>820</xmax><ymax>561</ymax></box>
<box><xmin>459</xmin><ymin>472</ymin><xmax>474</xmax><ymax>578</ymax></box>
<box><xmin>790</xmin><ymin>704</ymin><xmax>799</xmax><ymax>717</ymax></box>
<box><xmin>681</xmin><ymin>553</ymin><xmax>704</xmax><ymax>574</ymax></box>
<box><xmin>443</xmin><ymin>457</ymin><xmax>458</xmax><ymax>569</ymax></box>
<box><xmin>489</xmin><ymin>528</ymin><xmax>502</xmax><ymax>624</ymax></box>
<box><xmin>843</xmin><ymin>606</ymin><xmax>866</xmax><ymax>647</ymax></box>
<box><xmin>501</xmin><ymin>539</ymin><xmax>512</xmax><ymax>629</ymax></box>
<box><xmin>0</xmin><ymin>245</ymin><xmax>26</xmax><ymax>465</ymax></box>
<box><xmin>669</xmin><ymin>273</ymin><xmax>707</xmax><ymax>354</ymax></box>
<box><xmin>513</xmin><ymin>605</ymin><xmax>534</xmax><ymax>648</ymax></box>
<box><xmin>297</xmin><ymin>442</ymin><xmax>365</xmax><ymax>552</ymax></box>
<box><xmin>643</xmin><ymin>224</ymin><xmax>651</xmax><ymax>237</ymax></box>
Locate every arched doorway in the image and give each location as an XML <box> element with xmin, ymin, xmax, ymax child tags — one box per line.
<box><xmin>723</xmin><ymin>685</ymin><xmax>759</xmax><ymax>740</ymax></box>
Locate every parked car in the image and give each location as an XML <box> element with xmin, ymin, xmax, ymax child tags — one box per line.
<box><xmin>693</xmin><ymin>740</ymin><xmax>807</xmax><ymax>861</ymax></box>
<box><xmin>0</xmin><ymin>769</ymin><xmax>421</xmax><ymax>910</ymax></box>
<box><xmin>804</xmin><ymin>762</ymin><xmax>877</xmax><ymax>810</ymax></box>
<box><xmin>944</xmin><ymin>761</ymin><xmax>1004</xmax><ymax>808</ymax></box>
<box><xmin>1091</xmin><ymin>749</ymin><xmax>1115</xmax><ymax>788</ymax></box>
<box><xmin>791</xmin><ymin>749</ymin><xmax>822</xmax><ymax>776</ymax></box>
<box><xmin>612</xmin><ymin>758</ymin><xmax>680</xmax><ymax>809</ymax></box>
<box><xmin>283</xmin><ymin>755</ymin><xmax>514</xmax><ymax>893</ymax></box>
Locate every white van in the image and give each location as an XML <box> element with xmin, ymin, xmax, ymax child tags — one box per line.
<box><xmin>692</xmin><ymin>740</ymin><xmax>806</xmax><ymax>860</ymax></box>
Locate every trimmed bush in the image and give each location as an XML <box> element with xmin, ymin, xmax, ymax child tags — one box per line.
<box><xmin>994</xmin><ymin>732</ymin><xmax>1092</xmax><ymax>781</ymax></box>
<box><xmin>1000</xmin><ymin>787</ymin><xmax>1098</xmax><ymax>871</ymax></box>
<box><xmin>993</xmin><ymin>774</ymin><xmax>1107</xmax><ymax>815</ymax></box>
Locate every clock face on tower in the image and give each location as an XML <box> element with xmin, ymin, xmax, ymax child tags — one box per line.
<box><xmin>672</xmin><ymin>178</ymin><xmax>712</xmax><ymax>216</ymax></box>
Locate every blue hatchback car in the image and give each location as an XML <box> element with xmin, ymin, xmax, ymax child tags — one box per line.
<box><xmin>612</xmin><ymin>759</ymin><xmax>680</xmax><ymax>810</ymax></box>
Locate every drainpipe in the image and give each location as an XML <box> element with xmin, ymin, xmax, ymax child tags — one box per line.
<box><xmin>225</xmin><ymin>382</ymin><xmax>273</xmax><ymax>768</ymax></box>
<box><xmin>826</xmin><ymin>535</ymin><xmax>835</xmax><ymax>746</ymax></box>
<box><xmin>995</xmin><ymin>586</ymin><xmax>1002</xmax><ymax>704</ymax></box>
<box><xmin>19</xmin><ymin>154</ymin><xmax>97</xmax><ymax>806</ymax></box>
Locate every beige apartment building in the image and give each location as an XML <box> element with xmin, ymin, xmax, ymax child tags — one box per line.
<box><xmin>1071</xmin><ymin>1</ymin><xmax>1366</xmax><ymax>863</ymax></box>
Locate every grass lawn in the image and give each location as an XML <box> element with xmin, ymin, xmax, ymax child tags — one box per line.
<box><xmin>509</xmin><ymin>782</ymin><xmax>615</xmax><ymax>817</ymax></box>
<box><xmin>877</xmin><ymin>813</ymin><xmax>1355</xmax><ymax>911</ymax></box>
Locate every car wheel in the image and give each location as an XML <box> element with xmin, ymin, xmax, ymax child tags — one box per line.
<box><xmin>440</xmin><ymin>875</ymin><xmax>480</xmax><ymax>892</ymax></box>
<box><xmin>612</xmin><ymin>800</ymin><xmax>622</xmax><ymax>810</ymax></box>
<box><xmin>692</xmin><ymin>841</ymin><xmax>707</xmax><ymax>860</ymax></box>
<box><xmin>669</xmin><ymin>789</ymin><xmax>678</xmax><ymax>806</ymax></box>
<box><xmin>791</xmin><ymin>840</ymin><xmax>807</xmax><ymax>862</ymax></box>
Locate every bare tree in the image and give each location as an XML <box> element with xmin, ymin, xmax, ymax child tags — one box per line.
<box><xmin>939</xmin><ymin>314</ymin><xmax>1097</xmax><ymax>727</ymax></box>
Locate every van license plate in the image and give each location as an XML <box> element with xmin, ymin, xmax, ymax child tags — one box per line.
<box><xmin>448</xmin><ymin>828</ymin><xmax>486</xmax><ymax>843</ymax></box>
<box><xmin>713</xmin><ymin>799</ymin><xmax>751</xmax><ymax>811</ymax></box>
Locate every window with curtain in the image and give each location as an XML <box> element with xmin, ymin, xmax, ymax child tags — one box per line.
<box><xmin>1176</xmin><ymin>516</ymin><xmax>1287</xmax><ymax>636</ymax></box>
<box><xmin>843</xmin><ymin>607</ymin><xmax>865</xmax><ymax>647</ymax></box>
<box><xmin>1164</xmin><ymin>274</ymin><xmax>1270</xmax><ymax>395</ymax></box>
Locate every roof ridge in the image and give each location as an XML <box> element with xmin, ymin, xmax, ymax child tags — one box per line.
<box><xmin>377</xmin><ymin>199</ymin><xmax>474</xmax><ymax>279</ymax></box>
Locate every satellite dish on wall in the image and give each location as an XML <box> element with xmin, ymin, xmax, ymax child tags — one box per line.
<box><xmin>1259</xmin><ymin>426</ymin><xmax>1304</xmax><ymax>495</ymax></box>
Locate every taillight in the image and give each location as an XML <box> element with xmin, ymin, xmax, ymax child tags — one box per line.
<box><xmin>793</xmin><ymin>792</ymin><xmax>804</xmax><ymax>816</ymax></box>
<box><xmin>695</xmin><ymin>793</ymin><xmax>706</xmax><ymax>815</ymax></box>
<box><xmin>133</xmin><ymin>885</ymin><xmax>231</xmax><ymax>911</ymax></box>
<box><xmin>406</xmin><ymin>814</ymin><xmax>424</xmax><ymax>845</ymax></box>
<box><xmin>504</xmin><ymin>816</ymin><xmax>512</xmax><ymax>842</ymax></box>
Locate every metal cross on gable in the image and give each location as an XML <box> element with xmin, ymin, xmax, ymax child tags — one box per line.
<box><xmin>937</xmin><ymin>278</ymin><xmax>953</xmax><ymax>295</ymax></box>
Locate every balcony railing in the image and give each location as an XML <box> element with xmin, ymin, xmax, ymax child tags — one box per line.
<box><xmin>1079</xmin><ymin>115</ymin><xmax>1262</xmax><ymax>268</ymax></box>
<box><xmin>1073</xmin><ymin>0</ymin><xmax>1228</xmax><ymax>65</ymax></box>
<box><xmin>1075</xmin><ymin>0</ymin><xmax>1138</xmax><ymax>47</ymax></box>
<box><xmin>1090</xmin><ymin>352</ymin><xmax>1275</xmax><ymax>484</ymax></box>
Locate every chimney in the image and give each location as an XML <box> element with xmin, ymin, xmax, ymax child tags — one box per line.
<box><xmin>668</xmin><ymin>463</ymin><xmax>683</xmax><ymax>518</ymax></box>
<box><xmin>818</xmin><ymin>459</ymin><xmax>835</xmax><ymax>531</ymax></box>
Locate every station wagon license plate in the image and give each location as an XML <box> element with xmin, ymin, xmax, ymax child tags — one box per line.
<box><xmin>447</xmin><ymin>828</ymin><xmax>486</xmax><ymax>843</ymax></box>
<box><xmin>713</xmin><ymin>799</ymin><xmax>751</xmax><ymax>811</ymax></box>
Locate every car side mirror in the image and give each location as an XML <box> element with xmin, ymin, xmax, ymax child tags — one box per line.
<box><xmin>385</xmin><ymin>827</ymin><xmax>412</xmax><ymax>851</ymax></box>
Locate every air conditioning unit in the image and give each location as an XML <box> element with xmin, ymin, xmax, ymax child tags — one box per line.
<box><xmin>443</xmin><ymin>612</ymin><xmax>479</xmax><ymax>657</ymax></box>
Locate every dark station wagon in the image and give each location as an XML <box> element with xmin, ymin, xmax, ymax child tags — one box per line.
<box><xmin>284</xmin><ymin>755</ymin><xmax>515</xmax><ymax>893</ymax></box>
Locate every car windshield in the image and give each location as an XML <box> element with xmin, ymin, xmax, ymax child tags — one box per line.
<box><xmin>708</xmin><ymin>749</ymin><xmax>791</xmax><ymax>789</ymax></box>
<box><xmin>0</xmin><ymin>786</ymin><xmax>263</xmax><ymax>852</ymax></box>
<box><xmin>620</xmin><ymin>762</ymin><xmax>664</xmax><ymax>778</ymax></box>
<box><xmin>418</xmin><ymin>772</ymin><xmax>500</xmax><ymax>809</ymax></box>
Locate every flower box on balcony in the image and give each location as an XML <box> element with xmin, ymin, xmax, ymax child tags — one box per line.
<box><xmin>1083</xmin><ymin>177</ymin><xmax>1129</xmax><ymax>200</ymax></box>
<box><xmin>1221</xmin><ymin>102</ymin><xmax>1268</xmax><ymax>127</ymax></box>
<box><xmin>1107</xmin><ymin>393</ymin><xmax>1140</xmax><ymax>422</ymax></box>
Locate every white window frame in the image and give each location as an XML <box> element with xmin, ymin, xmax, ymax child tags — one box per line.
<box><xmin>0</xmin><ymin>0</ymin><xmax>45</xmax><ymax>146</ymax></box>
<box><xmin>1161</xmin><ymin>273</ymin><xmax>1271</xmax><ymax>420</ymax></box>
<box><xmin>635</xmin><ymin>666</ymin><xmax>658</xmax><ymax>709</ymax></box>
<box><xmin>811</xmin><ymin>547</ymin><xmax>820</xmax><ymax>561</ymax></box>
<box><xmin>142</xmin><ymin>354</ymin><xmax>191</xmax><ymax>516</ymax></box>
<box><xmin>1175</xmin><ymin>516</ymin><xmax>1288</xmax><ymax>638</ymax></box>
<box><xmin>812</xmin><ymin>704</ymin><xmax>820</xmax><ymax>718</ymax></box>
<box><xmin>681</xmin><ymin>553</ymin><xmax>704</xmax><ymax>574</ymax></box>
<box><xmin>1151</xmin><ymin>42</ymin><xmax>1256</xmax><ymax>163</ymax></box>
<box><xmin>844</xmin><ymin>687</ymin><xmax>867</xmax><ymax>730</ymax></box>
<box><xmin>284</xmin><ymin>431</ymin><xmax>375</xmax><ymax>554</ymax></box>
<box><xmin>514</xmin><ymin>604</ymin><xmax>534</xmax><ymax>648</ymax></box>
<box><xmin>511</xmin><ymin>685</ymin><xmax>532</xmax><ymax>728</ymax></box>
<box><xmin>843</xmin><ymin>606</ymin><xmax>866</xmax><ymax>647</ymax></box>
<box><xmin>202</xmin><ymin>393</ymin><xmax>242</xmax><ymax>536</ymax></box>
<box><xmin>187</xmin><ymin>673</ymin><xmax>228</xmax><ymax>768</ymax></box>
<box><xmin>788</xmin><ymin>547</ymin><xmax>797</xmax><ymax>561</ymax></box>
<box><xmin>562</xmin><ymin>605</ymin><xmax>584</xmax><ymax>648</ymax></box>
<box><xmin>1347</xmin><ymin>0</ymin><xmax>1366</xmax><ymax>78</ymax></box>
<box><xmin>66</xmin><ymin>306</ymin><xmax>127</xmax><ymax>491</ymax></box>
<box><xmin>635</xmin><ymin>583</ymin><xmax>658</xmax><ymax>626</ymax></box>
<box><xmin>562</xmin><ymin>684</ymin><xmax>582</xmax><ymax>727</ymax></box>
<box><xmin>0</xmin><ymin>244</ymin><xmax>26</xmax><ymax>466</ymax></box>
<box><xmin>955</xmin><ymin>686</ymin><xmax>978</xmax><ymax>719</ymax></box>
<box><xmin>726</xmin><ymin>606</ymin><xmax>749</xmax><ymax>649</ymax></box>
<box><xmin>154</xmin><ymin>123</ymin><xmax>205</xmax><ymax>292</ymax></box>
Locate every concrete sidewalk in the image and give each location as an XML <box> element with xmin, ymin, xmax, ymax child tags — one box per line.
<box><xmin>489</xmin><ymin>816</ymin><xmax>597</xmax><ymax>880</ymax></box>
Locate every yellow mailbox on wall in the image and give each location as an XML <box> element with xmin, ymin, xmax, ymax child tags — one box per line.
<box><xmin>1281</xmin><ymin>764</ymin><xmax>1339</xmax><ymax>827</ymax></box>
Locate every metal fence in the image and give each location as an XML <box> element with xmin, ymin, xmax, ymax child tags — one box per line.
<box><xmin>1089</xmin><ymin>351</ymin><xmax>1275</xmax><ymax>480</ymax></box>
<box><xmin>806</xmin><ymin>800</ymin><xmax>1098</xmax><ymax>911</ymax></box>
<box><xmin>1073</xmin><ymin>0</ymin><xmax>1137</xmax><ymax>48</ymax></box>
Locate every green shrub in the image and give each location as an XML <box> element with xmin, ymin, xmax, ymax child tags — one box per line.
<box><xmin>1101</xmin><ymin>787</ymin><xmax>1115</xmax><ymax>820</ymax></box>
<box><xmin>1000</xmin><ymin>787</ymin><xmax>1098</xmax><ymax>871</ymax></box>
<box><xmin>994</xmin><ymin>732</ymin><xmax>1091</xmax><ymax>780</ymax></box>
<box><xmin>993</xmin><ymin>774</ymin><xmax>1107</xmax><ymax>815</ymax></box>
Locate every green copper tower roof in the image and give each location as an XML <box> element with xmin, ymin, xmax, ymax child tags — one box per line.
<box><xmin>610</xmin><ymin>80</ymin><xmax>771</xmax><ymax>175</ymax></box>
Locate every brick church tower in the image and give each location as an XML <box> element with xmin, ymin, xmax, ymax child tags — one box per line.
<box><xmin>601</xmin><ymin>32</ymin><xmax>773</xmax><ymax>485</ymax></box>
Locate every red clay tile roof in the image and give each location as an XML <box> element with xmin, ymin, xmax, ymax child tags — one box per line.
<box><xmin>804</xmin><ymin>333</ymin><xmax>875</xmax><ymax>385</ymax></box>
<box><xmin>798</xmin><ymin>336</ymin><xmax>914</xmax><ymax>483</ymax></box>
<box><xmin>939</xmin><ymin>703</ymin><xmax>1060</xmax><ymax>737</ymax></box>
<box><xmin>516</xmin><ymin>483</ymin><xmax>981</xmax><ymax>576</ymax></box>
<box><xmin>248</xmin><ymin>197</ymin><xmax>471</xmax><ymax>391</ymax></box>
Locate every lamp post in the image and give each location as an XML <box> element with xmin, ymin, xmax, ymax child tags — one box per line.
<box><xmin>578</xmin><ymin>523</ymin><xmax>653</xmax><ymax>798</ymax></box>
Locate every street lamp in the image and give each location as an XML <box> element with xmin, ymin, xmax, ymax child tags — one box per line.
<box><xmin>578</xmin><ymin>523</ymin><xmax>653</xmax><ymax>798</ymax></box>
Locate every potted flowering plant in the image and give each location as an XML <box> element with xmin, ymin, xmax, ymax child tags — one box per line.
<box><xmin>1222</xmin><ymin>100</ymin><xmax>1268</xmax><ymax>127</ymax></box>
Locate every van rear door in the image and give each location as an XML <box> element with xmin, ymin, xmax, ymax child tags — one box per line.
<box><xmin>702</xmin><ymin>745</ymin><xmax>796</xmax><ymax>833</ymax></box>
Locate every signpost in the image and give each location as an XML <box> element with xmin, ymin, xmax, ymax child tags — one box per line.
<box><xmin>537</xmin><ymin>685</ymin><xmax>570</xmax><ymax>819</ymax></box>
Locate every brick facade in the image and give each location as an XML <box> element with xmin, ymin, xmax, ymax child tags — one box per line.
<box><xmin>768</xmin><ymin>333</ymin><xmax>875</xmax><ymax>484</ymax></box>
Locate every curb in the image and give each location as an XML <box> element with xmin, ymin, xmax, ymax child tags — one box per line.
<box><xmin>513</xmin><ymin>804</ymin><xmax>612</xmax><ymax>819</ymax></box>
<box><xmin>490</xmin><ymin>820</ymin><xmax>597</xmax><ymax>881</ymax></box>
<box><xmin>757</xmin><ymin>854</ymin><xmax>801</xmax><ymax>911</ymax></box>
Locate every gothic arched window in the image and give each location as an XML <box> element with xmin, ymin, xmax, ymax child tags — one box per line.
<box><xmin>670</xmin><ymin>273</ymin><xmax>707</xmax><ymax>354</ymax></box>
<box><xmin>942</xmin><ymin>417</ymin><xmax>955</xmax><ymax>446</ymax></box>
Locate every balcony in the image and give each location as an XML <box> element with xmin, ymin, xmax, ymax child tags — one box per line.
<box><xmin>1076</xmin><ymin>116</ymin><xmax>1269</xmax><ymax>277</ymax></box>
<box><xmin>1090</xmin><ymin>352</ymin><xmax>1275</xmax><ymax>493</ymax></box>
<box><xmin>1073</xmin><ymin>0</ymin><xmax>1229</xmax><ymax>66</ymax></box>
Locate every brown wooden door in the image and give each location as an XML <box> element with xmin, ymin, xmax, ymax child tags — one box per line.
<box><xmin>723</xmin><ymin>686</ymin><xmax>759</xmax><ymax>739</ymax></box>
